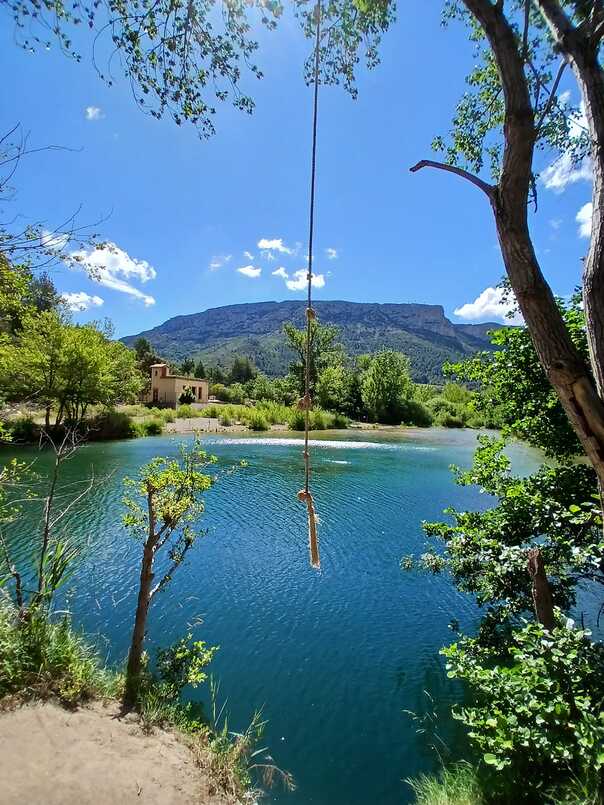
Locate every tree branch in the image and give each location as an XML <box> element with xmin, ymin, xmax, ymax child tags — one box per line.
<box><xmin>535</xmin><ymin>59</ymin><xmax>567</xmax><ymax>132</ymax></box>
<box><xmin>409</xmin><ymin>159</ymin><xmax>494</xmax><ymax>198</ymax></box>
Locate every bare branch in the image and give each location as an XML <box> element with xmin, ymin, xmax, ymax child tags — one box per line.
<box><xmin>535</xmin><ymin>59</ymin><xmax>567</xmax><ymax>132</ymax></box>
<box><xmin>409</xmin><ymin>159</ymin><xmax>494</xmax><ymax>198</ymax></box>
<box><xmin>0</xmin><ymin>531</ymin><xmax>24</xmax><ymax>612</ymax></box>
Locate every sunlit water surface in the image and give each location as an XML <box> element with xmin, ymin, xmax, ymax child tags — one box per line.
<box><xmin>1</xmin><ymin>429</ymin><xmax>567</xmax><ymax>804</ymax></box>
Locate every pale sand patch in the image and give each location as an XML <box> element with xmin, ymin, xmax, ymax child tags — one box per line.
<box><xmin>0</xmin><ymin>701</ymin><xmax>230</xmax><ymax>805</ymax></box>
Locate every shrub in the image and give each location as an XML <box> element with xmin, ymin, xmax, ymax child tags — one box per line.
<box><xmin>143</xmin><ymin>418</ymin><xmax>164</xmax><ymax>436</ymax></box>
<box><xmin>87</xmin><ymin>410</ymin><xmax>140</xmax><ymax>440</ymax></box>
<box><xmin>332</xmin><ymin>412</ymin><xmax>349</xmax><ymax>429</ymax></box>
<box><xmin>288</xmin><ymin>408</ymin><xmax>306</xmax><ymax>431</ymax></box>
<box><xmin>7</xmin><ymin>415</ymin><xmax>38</xmax><ymax>443</ymax></box>
<box><xmin>159</xmin><ymin>408</ymin><xmax>176</xmax><ymax>423</ymax></box>
<box><xmin>178</xmin><ymin>386</ymin><xmax>196</xmax><ymax>405</ymax></box>
<box><xmin>436</xmin><ymin>411</ymin><xmax>465</xmax><ymax>428</ymax></box>
<box><xmin>256</xmin><ymin>401</ymin><xmax>290</xmax><ymax>425</ymax></box>
<box><xmin>413</xmin><ymin>384</ymin><xmax>441</xmax><ymax>403</ymax></box>
<box><xmin>210</xmin><ymin>383</ymin><xmax>228</xmax><ymax>401</ymax></box>
<box><xmin>119</xmin><ymin>404</ymin><xmax>150</xmax><ymax>417</ymax></box>
<box><xmin>248</xmin><ymin>410</ymin><xmax>269</xmax><ymax>431</ymax></box>
<box><xmin>219</xmin><ymin>415</ymin><xmax>232</xmax><ymax>427</ymax></box>
<box><xmin>443</xmin><ymin>622</ymin><xmax>604</xmax><ymax>800</ymax></box>
<box><xmin>311</xmin><ymin>410</ymin><xmax>328</xmax><ymax>430</ymax></box>
<box><xmin>176</xmin><ymin>404</ymin><xmax>201</xmax><ymax>419</ymax></box>
<box><xmin>400</xmin><ymin>400</ymin><xmax>433</xmax><ymax>428</ymax></box>
<box><xmin>227</xmin><ymin>383</ymin><xmax>246</xmax><ymax>405</ymax></box>
<box><xmin>0</xmin><ymin>602</ymin><xmax>118</xmax><ymax>705</ymax></box>
<box><xmin>426</xmin><ymin>397</ymin><xmax>458</xmax><ymax>417</ymax></box>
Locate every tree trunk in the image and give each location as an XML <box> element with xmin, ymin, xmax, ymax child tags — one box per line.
<box><xmin>534</xmin><ymin>1</ymin><xmax>604</xmax><ymax>398</ymax></box>
<box><xmin>125</xmin><ymin>541</ymin><xmax>154</xmax><ymax>705</ymax></box>
<box><xmin>45</xmin><ymin>405</ymin><xmax>51</xmax><ymax>431</ymax></box>
<box><xmin>527</xmin><ymin>548</ymin><xmax>555</xmax><ymax>631</ymax></box>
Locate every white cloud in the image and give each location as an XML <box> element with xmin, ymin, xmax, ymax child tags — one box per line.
<box><xmin>85</xmin><ymin>106</ymin><xmax>104</xmax><ymax>121</ymax></box>
<box><xmin>285</xmin><ymin>270</ymin><xmax>326</xmax><ymax>291</ymax></box>
<box><xmin>68</xmin><ymin>242</ymin><xmax>156</xmax><ymax>306</ymax></box>
<box><xmin>576</xmin><ymin>202</ymin><xmax>592</xmax><ymax>238</ymax></box>
<box><xmin>257</xmin><ymin>237</ymin><xmax>293</xmax><ymax>255</ymax></box>
<box><xmin>454</xmin><ymin>286</ymin><xmax>523</xmax><ymax>325</ymax></box>
<box><xmin>549</xmin><ymin>218</ymin><xmax>563</xmax><ymax>230</ymax></box>
<box><xmin>244</xmin><ymin>250</ymin><xmax>254</xmax><ymax>260</ymax></box>
<box><xmin>40</xmin><ymin>229</ymin><xmax>70</xmax><ymax>253</ymax></box>
<box><xmin>237</xmin><ymin>265</ymin><xmax>262</xmax><ymax>278</ymax></box>
<box><xmin>271</xmin><ymin>267</ymin><xmax>289</xmax><ymax>279</ymax></box>
<box><xmin>542</xmin><ymin>153</ymin><xmax>592</xmax><ymax>192</ymax></box>
<box><xmin>325</xmin><ymin>247</ymin><xmax>338</xmax><ymax>260</ymax></box>
<box><xmin>62</xmin><ymin>291</ymin><xmax>104</xmax><ymax>312</ymax></box>
<box><xmin>209</xmin><ymin>254</ymin><xmax>231</xmax><ymax>271</ymax></box>
<box><xmin>542</xmin><ymin>97</ymin><xmax>591</xmax><ymax>192</ymax></box>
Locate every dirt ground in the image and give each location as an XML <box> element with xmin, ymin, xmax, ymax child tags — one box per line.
<box><xmin>166</xmin><ymin>416</ymin><xmax>288</xmax><ymax>434</ymax></box>
<box><xmin>0</xmin><ymin>701</ymin><xmax>229</xmax><ymax>805</ymax></box>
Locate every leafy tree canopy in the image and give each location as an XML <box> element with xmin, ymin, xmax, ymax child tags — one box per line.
<box><xmin>361</xmin><ymin>349</ymin><xmax>414</xmax><ymax>424</ymax></box>
<box><xmin>446</xmin><ymin>291</ymin><xmax>588</xmax><ymax>458</ymax></box>
<box><xmin>229</xmin><ymin>355</ymin><xmax>256</xmax><ymax>384</ymax></box>
<box><xmin>0</xmin><ymin>311</ymin><xmax>143</xmax><ymax>425</ymax></box>
<box><xmin>4</xmin><ymin>0</ymin><xmax>393</xmax><ymax>138</ymax></box>
<box><xmin>284</xmin><ymin>319</ymin><xmax>344</xmax><ymax>397</ymax></box>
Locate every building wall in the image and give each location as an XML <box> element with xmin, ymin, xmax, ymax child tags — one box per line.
<box><xmin>149</xmin><ymin>366</ymin><xmax>209</xmax><ymax>407</ymax></box>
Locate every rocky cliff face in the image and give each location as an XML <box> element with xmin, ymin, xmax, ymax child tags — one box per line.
<box><xmin>123</xmin><ymin>300</ymin><xmax>502</xmax><ymax>383</ymax></box>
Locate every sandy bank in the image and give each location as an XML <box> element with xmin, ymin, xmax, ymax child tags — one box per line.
<box><xmin>0</xmin><ymin>701</ymin><xmax>230</xmax><ymax>805</ymax></box>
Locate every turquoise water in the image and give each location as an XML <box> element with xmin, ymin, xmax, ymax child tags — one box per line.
<box><xmin>2</xmin><ymin>429</ymin><xmax>541</xmax><ymax>804</ymax></box>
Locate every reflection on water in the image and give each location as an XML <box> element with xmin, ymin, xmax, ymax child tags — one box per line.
<box><xmin>1</xmin><ymin>429</ymin><xmax>542</xmax><ymax>805</ymax></box>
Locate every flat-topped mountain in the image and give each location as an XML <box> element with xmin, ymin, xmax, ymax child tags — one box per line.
<box><xmin>123</xmin><ymin>300</ymin><xmax>500</xmax><ymax>383</ymax></box>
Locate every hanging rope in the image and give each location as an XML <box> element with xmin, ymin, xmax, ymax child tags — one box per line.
<box><xmin>297</xmin><ymin>0</ymin><xmax>322</xmax><ymax>570</ymax></box>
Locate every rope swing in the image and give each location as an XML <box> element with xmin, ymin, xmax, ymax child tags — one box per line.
<box><xmin>297</xmin><ymin>0</ymin><xmax>322</xmax><ymax>570</ymax></box>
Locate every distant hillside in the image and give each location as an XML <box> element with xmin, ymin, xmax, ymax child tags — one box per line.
<box><xmin>123</xmin><ymin>300</ymin><xmax>501</xmax><ymax>383</ymax></box>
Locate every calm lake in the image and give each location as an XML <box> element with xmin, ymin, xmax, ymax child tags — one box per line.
<box><xmin>3</xmin><ymin>429</ymin><xmax>543</xmax><ymax>804</ymax></box>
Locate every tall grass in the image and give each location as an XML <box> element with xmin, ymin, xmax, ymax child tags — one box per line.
<box><xmin>407</xmin><ymin>763</ymin><xmax>484</xmax><ymax>805</ymax></box>
<box><xmin>0</xmin><ymin>601</ymin><xmax>120</xmax><ymax>705</ymax></box>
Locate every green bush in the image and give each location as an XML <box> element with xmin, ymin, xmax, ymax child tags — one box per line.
<box><xmin>7</xmin><ymin>415</ymin><xmax>38</xmax><ymax>443</ymax></box>
<box><xmin>176</xmin><ymin>404</ymin><xmax>201</xmax><ymax>419</ymax></box>
<box><xmin>0</xmin><ymin>602</ymin><xmax>118</xmax><ymax>705</ymax></box>
<box><xmin>436</xmin><ymin>411</ymin><xmax>465</xmax><ymax>428</ymax></box>
<box><xmin>426</xmin><ymin>397</ymin><xmax>458</xmax><ymax>417</ymax></box>
<box><xmin>159</xmin><ymin>408</ymin><xmax>176</xmax><ymax>423</ymax></box>
<box><xmin>310</xmin><ymin>410</ymin><xmax>328</xmax><ymax>430</ymax></box>
<box><xmin>87</xmin><ymin>410</ymin><xmax>141</xmax><ymax>440</ymax></box>
<box><xmin>256</xmin><ymin>401</ymin><xmax>291</xmax><ymax>425</ymax></box>
<box><xmin>443</xmin><ymin>622</ymin><xmax>604</xmax><ymax>800</ymax></box>
<box><xmin>248</xmin><ymin>410</ymin><xmax>269</xmax><ymax>431</ymax></box>
<box><xmin>119</xmin><ymin>404</ymin><xmax>150</xmax><ymax>417</ymax></box>
<box><xmin>288</xmin><ymin>408</ymin><xmax>306</xmax><ymax>431</ymax></box>
<box><xmin>332</xmin><ymin>412</ymin><xmax>349</xmax><ymax>429</ymax></box>
<box><xmin>219</xmin><ymin>415</ymin><xmax>232</xmax><ymax>426</ymax></box>
<box><xmin>400</xmin><ymin>400</ymin><xmax>433</xmax><ymax>428</ymax></box>
<box><xmin>178</xmin><ymin>386</ymin><xmax>196</xmax><ymax>405</ymax></box>
<box><xmin>413</xmin><ymin>384</ymin><xmax>442</xmax><ymax>403</ymax></box>
<box><xmin>143</xmin><ymin>418</ymin><xmax>164</xmax><ymax>436</ymax></box>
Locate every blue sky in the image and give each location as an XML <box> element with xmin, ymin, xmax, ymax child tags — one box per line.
<box><xmin>0</xmin><ymin>1</ymin><xmax>593</xmax><ymax>338</ymax></box>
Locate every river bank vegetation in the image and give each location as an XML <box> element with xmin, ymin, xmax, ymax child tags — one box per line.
<box><xmin>1</xmin><ymin>267</ymin><xmax>499</xmax><ymax>442</ymax></box>
<box><xmin>2</xmin><ymin>0</ymin><xmax>604</xmax><ymax>800</ymax></box>
<box><xmin>403</xmin><ymin>293</ymin><xmax>604</xmax><ymax>804</ymax></box>
<box><xmin>0</xmin><ymin>428</ymin><xmax>291</xmax><ymax>800</ymax></box>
